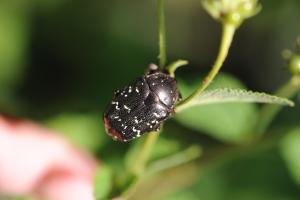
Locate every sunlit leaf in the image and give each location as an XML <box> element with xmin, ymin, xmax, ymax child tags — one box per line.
<box><xmin>186</xmin><ymin>88</ymin><xmax>294</xmax><ymax>107</ymax></box>
<box><xmin>161</xmin><ymin>149</ymin><xmax>298</xmax><ymax>200</ymax></box>
<box><xmin>175</xmin><ymin>73</ymin><xmax>258</xmax><ymax>143</ymax></box>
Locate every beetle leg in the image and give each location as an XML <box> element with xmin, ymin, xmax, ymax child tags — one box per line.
<box><xmin>153</xmin><ymin>123</ymin><xmax>162</xmax><ymax>132</ymax></box>
<box><xmin>169</xmin><ymin>108</ymin><xmax>176</xmax><ymax>116</ymax></box>
<box><xmin>178</xmin><ymin>91</ymin><xmax>182</xmax><ymax>101</ymax></box>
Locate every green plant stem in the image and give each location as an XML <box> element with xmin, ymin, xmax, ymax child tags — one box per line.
<box><xmin>121</xmin><ymin>142</ymin><xmax>201</xmax><ymax>199</ymax></box>
<box><xmin>121</xmin><ymin>21</ymin><xmax>236</xmax><ymax>199</ymax></box>
<box><xmin>168</xmin><ymin>59</ymin><xmax>189</xmax><ymax>77</ymax></box>
<box><xmin>130</xmin><ymin>132</ymin><xmax>159</xmax><ymax>176</ymax></box>
<box><xmin>121</xmin><ymin>132</ymin><xmax>159</xmax><ymax>199</ymax></box>
<box><xmin>128</xmin><ymin>0</ymin><xmax>167</xmax><ymax>179</ymax></box>
<box><xmin>144</xmin><ymin>145</ymin><xmax>202</xmax><ymax>177</ymax></box>
<box><xmin>256</xmin><ymin>75</ymin><xmax>300</xmax><ymax>136</ymax></box>
<box><xmin>121</xmin><ymin>1</ymin><xmax>167</xmax><ymax>198</ymax></box>
<box><xmin>158</xmin><ymin>0</ymin><xmax>166</xmax><ymax>69</ymax></box>
<box><xmin>176</xmin><ymin>23</ymin><xmax>236</xmax><ymax>112</ymax></box>
<box><xmin>120</xmin><ymin>178</ymin><xmax>141</xmax><ymax>200</ymax></box>
<box><xmin>127</xmin><ymin>0</ymin><xmax>167</xmax><ymax>178</ymax></box>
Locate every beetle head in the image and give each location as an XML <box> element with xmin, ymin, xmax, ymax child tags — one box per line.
<box><xmin>146</xmin><ymin>63</ymin><xmax>159</xmax><ymax>75</ymax></box>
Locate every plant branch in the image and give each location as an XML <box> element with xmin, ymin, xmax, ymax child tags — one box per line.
<box><xmin>158</xmin><ymin>0</ymin><xmax>167</xmax><ymax>69</ymax></box>
<box><xmin>121</xmin><ymin>132</ymin><xmax>159</xmax><ymax>199</ymax></box>
<box><xmin>121</xmin><ymin>142</ymin><xmax>201</xmax><ymax>199</ymax></box>
<box><xmin>121</xmin><ymin>1</ymin><xmax>167</xmax><ymax>198</ymax></box>
<box><xmin>130</xmin><ymin>132</ymin><xmax>159</xmax><ymax>176</ymax></box>
<box><xmin>176</xmin><ymin>23</ymin><xmax>236</xmax><ymax>112</ymax></box>
<box><xmin>127</xmin><ymin>0</ymin><xmax>166</xmax><ymax>179</ymax></box>
<box><xmin>144</xmin><ymin>145</ymin><xmax>202</xmax><ymax>177</ymax></box>
<box><xmin>168</xmin><ymin>59</ymin><xmax>189</xmax><ymax>77</ymax></box>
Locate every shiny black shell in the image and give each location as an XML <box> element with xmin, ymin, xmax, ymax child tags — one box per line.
<box><xmin>103</xmin><ymin>65</ymin><xmax>180</xmax><ymax>142</ymax></box>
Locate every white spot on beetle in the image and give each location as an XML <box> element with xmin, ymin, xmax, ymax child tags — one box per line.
<box><xmin>124</xmin><ymin>105</ymin><xmax>131</xmax><ymax>111</ymax></box>
<box><xmin>135</xmin><ymin>87</ymin><xmax>140</xmax><ymax>93</ymax></box>
<box><xmin>153</xmin><ymin>112</ymin><xmax>160</xmax><ymax>117</ymax></box>
<box><xmin>134</xmin><ymin>119</ymin><xmax>139</xmax><ymax>124</ymax></box>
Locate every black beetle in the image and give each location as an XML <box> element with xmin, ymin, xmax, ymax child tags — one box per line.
<box><xmin>103</xmin><ymin>64</ymin><xmax>180</xmax><ymax>142</ymax></box>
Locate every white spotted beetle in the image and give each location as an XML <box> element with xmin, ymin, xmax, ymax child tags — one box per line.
<box><xmin>103</xmin><ymin>64</ymin><xmax>180</xmax><ymax>142</ymax></box>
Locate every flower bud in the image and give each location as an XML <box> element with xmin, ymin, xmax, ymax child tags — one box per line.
<box><xmin>283</xmin><ymin>37</ymin><xmax>300</xmax><ymax>76</ymax></box>
<box><xmin>202</xmin><ymin>0</ymin><xmax>261</xmax><ymax>27</ymax></box>
<box><xmin>289</xmin><ymin>55</ymin><xmax>300</xmax><ymax>75</ymax></box>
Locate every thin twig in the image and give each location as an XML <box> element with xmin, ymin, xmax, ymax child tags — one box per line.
<box><xmin>176</xmin><ymin>23</ymin><xmax>236</xmax><ymax>112</ymax></box>
<box><xmin>120</xmin><ymin>1</ymin><xmax>167</xmax><ymax>198</ymax></box>
<box><xmin>158</xmin><ymin>0</ymin><xmax>167</xmax><ymax>69</ymax></box>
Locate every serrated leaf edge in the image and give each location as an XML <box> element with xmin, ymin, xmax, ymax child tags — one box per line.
<box><xmin>188</xmin><ymin>88</ymin><xmax>294</xmax><ymax>107</ymax></box>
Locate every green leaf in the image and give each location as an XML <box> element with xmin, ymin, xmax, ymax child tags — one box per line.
<box><xmin>160</xmin><ymin>148</ymin><xmax>298</xmax><ymax>200</ymax></box>
<box><xmin>280</xmin><ymin>127</ymin><xmax>300</xmax><ymax>186</ymax></box>
<box><xmin>94</xmin><ymin>165</ymin><xmax>113</xmax><ymax>200</ymax></box>
<box><xmin>175</xmin><ymin>73</ymin><xmax>258</xmax><ymax>143</ymax></box>
<box><xmin>187</xmin><ymin>88</ymin><xmax>294</xmax><ymax>107</ymax></box>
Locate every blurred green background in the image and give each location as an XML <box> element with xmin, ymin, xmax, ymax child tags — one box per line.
<box><xmin>1</xmin><ymin>0</ymin><xmax>300</xmax><ymax>199</ymax></box>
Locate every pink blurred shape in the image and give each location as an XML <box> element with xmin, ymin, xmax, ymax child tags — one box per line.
<box><xmin>0</xmin><ymin>116</ymin><xmax>97</xmax><ymax>200</ymax></box>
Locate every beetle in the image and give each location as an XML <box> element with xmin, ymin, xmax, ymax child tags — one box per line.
<box><xmin>103</xmin><ymin>64</ymin><xmax>180</xmax><ymax>142</ymax></box>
